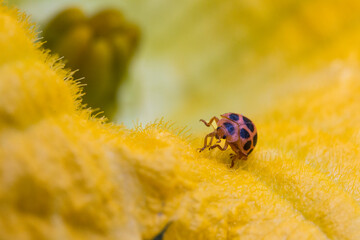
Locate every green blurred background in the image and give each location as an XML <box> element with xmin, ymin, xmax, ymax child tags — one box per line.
<box><xmin>9</xmin><ymin>0</ymin><xmax>360</xmax><ymax>130</ymax></box>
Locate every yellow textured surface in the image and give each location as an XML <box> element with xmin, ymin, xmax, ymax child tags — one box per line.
<box><xmin>1</xmin><ymin>4</ymin><xmax>360</xmax><ymax>240</ymax></box>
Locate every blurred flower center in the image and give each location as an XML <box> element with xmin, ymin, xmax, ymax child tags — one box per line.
<box><xmin>43</xmin><ymin>7</ymin><xmax>140</xmax><ymax>120</ymax></box>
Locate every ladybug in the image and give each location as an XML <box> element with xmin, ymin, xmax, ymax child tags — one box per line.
<box><xmin>198</xmin><ymin>113</ymin><xmax>258</xmax><ymax>168</ymax></box>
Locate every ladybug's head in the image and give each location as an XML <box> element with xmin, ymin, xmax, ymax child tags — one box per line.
<box><xmin>215</xmin><ymin>126</ymin><xmax>227</xmax><ymax>140</ymax></box>
<box><xmin>215</xmin><ymin>121</ymin><xmax>239</xmax><ymax>143</ymax></box>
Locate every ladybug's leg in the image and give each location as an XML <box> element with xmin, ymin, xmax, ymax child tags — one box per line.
<box><xmin>209</xmin><ymin>142</ymin><xmax>228</xmax><ymax>151</ymax></box>
<box><xmin>232</xmin><ymin>152</ymin><xmax>247</xmax><ymax>159</ymax></box>
<box><xmin>238</xmin><ymin>152</ymin><xmax>248</xmax><ymax>160</ymax></box>
<box><xmin>199</xmin><ymin>116</ymin><xmax>219</xmax><ymax>127</ymax></box>
<box><xmin>230</xmin><ymin>159</ymin><xmax>235</xmax><ymax>168</ymax></box>
<box><xmin>208</xmin><ymin>134</ymin><xmax>217</xmax><ymax>147</ymax></box>
<box><xmin>198</xmin><ymin>132</ymin><xmax>216</xmax><ymax>152</ymax></box>
<box><xmin>229</xmin><ymin>153</ymin><xmax>237</xmax><ymax>168</ymax></box>
<box><xmin>229</xmin><ymin>151</ymin><xmax>246</xmax><ymax>168</ymax></box>
<box><xmin>207</xmin><ymin>134</ymin><xmax>222</xmax><ymax>147</ymax></box>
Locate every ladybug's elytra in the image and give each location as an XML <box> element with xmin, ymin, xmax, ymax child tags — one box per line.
<box><xmin>198</xmin><ymin>113</ymin><xmax>258</xmax><ymax>168</ymax></box>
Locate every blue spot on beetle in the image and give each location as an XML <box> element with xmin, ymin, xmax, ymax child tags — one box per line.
<box><xmin>243</xmin><ymin>116</ymin><xmax>254</xmax><ymax>132</ymax></box>
<box><xmin>243</xmin><ymin>140</ymin><xmax>252</xmax><ymax>151</ymax></box>
<box><xmin>240</xmin><ymin>128</ymin><xmax>250</xmax><ymax>139</ymax></box>
<box><xmin>253</xmin><ymin>133</ymin><xmax>258</xmax><ymax>146</ymax></box>
<box><xmin>229</xmin><ymin>113</ymin><xmax>239</xmax><ymax>121</ymax></box>
<box><xmin>243</xmin><ymin>116</ymin><xmax>251</xmax><ymax>123</ymax></box>
<box><xmin>246</xmin><ymin>122</ymin><xmax>254</xmax><ymax>132</ymax></box>
<box><xmin>224</xmin><ymin>122</ymin><xmax>235</xmax><ymax>135</ymax></box>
